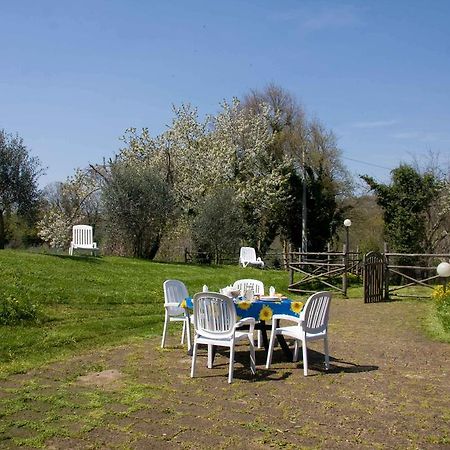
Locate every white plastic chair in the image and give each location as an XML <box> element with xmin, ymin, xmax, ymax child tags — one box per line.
<box><xmin>266</xmin><ymin>291</ymin><xmax>332</xmax><ymax>376</ymax></box>
<box><xmin>239</xmin><ymin>247</ymin><xmax>264</xmax><ymax>268</ymax></box>
<box><xmin>191</xmin><ymin>292</ymin><xmax>256</xmax><ymax>383</ymax></box>
<box><xmin>69</xmin><ymin>225</ymin><xmax>98</xmax><ymax>256</ymax></box>
<box><xmin>233</xmin><ymin>279</ymin><xmax>265</xmax><ymax>348</ymax></box>
<box><xmin>161</xmin><ymin>280</ymin><xmax>192</xmax><ymax>351</ymax></box>
<box><xmin>232</xmin><ymin>279</ymin><xmax>265</xmax><ymax>297</ymax></box>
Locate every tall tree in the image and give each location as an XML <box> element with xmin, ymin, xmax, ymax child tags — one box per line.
<box><xmin>362</xmin><ymin>164</ymin><xmax>442</xmax><ymax>253</ymax></box>
<box><xmin>242</xmin><ymin>85</ymin><xmax>351</xmax><ymax>251</ymax></box>
<box><xmin>0</xmin><ymin>130</ymin><xmax>42</xmax><ymax>249</ymax></box>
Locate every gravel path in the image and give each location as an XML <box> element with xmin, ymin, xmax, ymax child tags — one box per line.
<box><xmin>1</xmin><ymin>297</ymin><xmax>449</xmax><ymax>449</ymax></box>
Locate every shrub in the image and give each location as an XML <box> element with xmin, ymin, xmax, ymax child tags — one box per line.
<box><xmin>0</xmin><ymin>279</ymin><xmax>40</xmax><ymax>325</ymax></box>
<box><xmin>431</xmin><ymin>285</ymin><xmax>450</xmax><ymax>332</ymax></box>
<box><xmin>192</xmin><ymin>187</ymin><xmax>243</xmax><ymax>264</ymax></box>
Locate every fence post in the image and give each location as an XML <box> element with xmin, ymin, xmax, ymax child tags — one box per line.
<box><xmin>327</xmin><ymin>242</ymin><xmax>331</xmax><ymax>274</ymax></box>
<box><xmin>383</xmin><ymin>242</ymin><xmax>389</xmax><ymax>300</ymax></box>
<box><xmin>343</xmin><ymin>243</ymin><xmax>348</xmax><ymax>297</ymax></box>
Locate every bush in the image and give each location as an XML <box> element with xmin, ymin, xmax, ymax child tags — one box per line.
<box><xmin>192</xmin><ymin>187</ymin><xmax>243</xmax><ymax>264</ymax></box>
<box><xmin>431</xmin><ymin>285</ymin><xmax>450</xmax><ymax>332</ymax></box>
<box><xmin>0</xmin><ymin>279</ymin><xmax>40</xmax><ymax>325</ymax></box>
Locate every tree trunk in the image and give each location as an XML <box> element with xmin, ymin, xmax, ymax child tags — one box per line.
<box><xmin>147</xmin><ymin>233</ymin><xmax>161</xmax><ymax>260</ymax></box>
<box><xmin>0</xmin><ymin>210</ymin><xmax>5</xmax><ymax>249</ymax></box>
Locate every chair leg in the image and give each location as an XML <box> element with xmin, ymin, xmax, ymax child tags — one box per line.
<box><xmin>265</xmin><ymin>328</ymin><xmax>277</xmax><ymax>368</ymax></box>
<box><xmin>249</xmin><ymin>336</ymin><xmax>256</xmax><ymax>375</ymax></box>
<box><xmin>302</xmin><ymin>340</ymin><xmax>308</xmax><ymax>376</ymax></box>
<box><xmin>229</xmin><ymin>344</ymin><xmax>235</xmax><ymax>383</ymax></box>
<box><xmin>181</xmin><ymin>321</ymin><xmax>186</xmax><ymax>345</ymax></box>
<box><xmin>293</xmin><ymin>340</ymin><xmax>300</xmax><ymax>362</ymax></box>
<box><xmin>186</xmin><ymin>317</ymin><xmax>192</xmax><ymax>352</ymax></box>
<box><xmin>257</xmin><ymin>330</ymin><xmax>262</xmax><ymax>349</ymax></box>
<box><xmin>207</xmin><ymin>344</ymin><xmax>214</xmax><ymax>368</ymax></box>
<box><xmin>324</xmin><ymin>335</ymin><xmax>330</xmax><ymax>370</ymax></box>
<box><xmin>161</xmin><ymin>314</ymin><xmax>169</xmax><ymax>348</ymax></box>
<box><xmin>190</xmin><ymin>340</ymin><xmax>198</xmax><ymax>378</ymax></box>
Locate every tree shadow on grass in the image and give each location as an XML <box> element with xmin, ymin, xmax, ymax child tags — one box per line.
<box><xmin>48</xmin><ymin>254</ymin><xmax>104</xmax><ymax>264</ymax></box>
<box><xmin>268</xmin><ymin>348</ymin><xmax>378</xmax><ymax>376</ymax></box>
<box><xmin>193</xmin><ymin>348</ymin><xmax>293</xmax><ymax>383</ymax></box>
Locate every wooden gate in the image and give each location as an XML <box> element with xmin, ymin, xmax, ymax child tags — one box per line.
<box><xmin>364</xmin><ymin>252</ymin><xmax>385</xmax><ymax>303</ymax></box>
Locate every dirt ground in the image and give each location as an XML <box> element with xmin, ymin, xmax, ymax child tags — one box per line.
<box><xmin>1</xmin><ymin>297</ymin><xmax>449</xmax><ymax>449</ymax></box>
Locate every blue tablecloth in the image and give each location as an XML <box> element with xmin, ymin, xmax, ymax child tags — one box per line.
<box><xmin>181</xmin><ymin>297</ymin><xmax>304</xmax><ymax>322</ymax></box>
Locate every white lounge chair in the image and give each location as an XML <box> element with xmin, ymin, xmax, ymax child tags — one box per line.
<box><xmin>69</xmin><ymin>225</ymin><xmax>99</xmax><ymax>256</ymax></box>
<box><xmin>191</xmin><ymin>292</ymin><xmax>256</xmax><ymax>383</ymax></box>
<box><xmin>266</xmin><ymin>291</ymin><xmax>332</xmax><ymax>376</ymax></box>
<box><xmin>161</xmin><ymin>280</ymin><xmax>192</xmax><ymax>351</ymax></box>
<box><xmin>239</xmin><ymin>247</ymin><xmax>264</xmax><ymax>268</ymax></box>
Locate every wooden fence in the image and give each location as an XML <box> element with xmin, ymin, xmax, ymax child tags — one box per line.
<box><xmin>288</xmin><ymin>244</ymin><xmax>450</xmax><ymax>301</ymax></box>
<box><xmin>288</xmin><ymin>245</ymin><xmax>362</xmax><ymax>296</ymax></box>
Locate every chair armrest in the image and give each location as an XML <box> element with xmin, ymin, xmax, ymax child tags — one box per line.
<box><xmin>165</xmin><ymin>302</ymin><xmax>182</xmax><ymax>308</ymax></box>
<box><xmin>271</xmin><ymin>314</ymin><xmax>302</xmax><ymax>325</ymax></box>
<box><xmin>235</xmin><ymin>317</ymin><xmax>256</xmax><ymax>333</ymax></box>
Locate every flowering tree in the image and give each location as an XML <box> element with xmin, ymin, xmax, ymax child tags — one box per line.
<box><xmin>37</xmin><ymin>168</ymin><xmax>101</xmax><ymax>249</ymax></box>
<box><xmin>118</xmin><ymin>99</ymin><xmax>288</xmax><ymax>254</ymax></box>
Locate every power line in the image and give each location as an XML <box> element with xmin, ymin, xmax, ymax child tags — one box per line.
<box><xmin>342</xmin><ymin>156</ymin><xmax>392</xmax><ymax>171</ymax></box>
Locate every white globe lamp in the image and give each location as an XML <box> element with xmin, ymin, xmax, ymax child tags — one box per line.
<box><xmin>437</xmin><ymin>261</ymin><xmax>450</xmax><ymax>292</ymax></box>
<box><xmin>437</xmin><ymin>262</ymin><xmax>450</xmax><ymax>278</ymax></box>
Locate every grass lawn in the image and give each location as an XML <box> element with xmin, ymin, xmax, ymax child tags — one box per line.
<box><xmin>1</xmin><ymin>250</ymin><xmax>449</xmax><ymax>448</ymax></box>
<box><xmin>0</xmin><ymin>250</ymin><xmax>304</xmax><ymax>377</ymax></box>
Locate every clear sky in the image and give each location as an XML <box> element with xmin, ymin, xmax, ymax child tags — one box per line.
<box><xmin>1</xmin><ymin>0</ymin><xmax>450</xmax><ymax>188</ymax></box>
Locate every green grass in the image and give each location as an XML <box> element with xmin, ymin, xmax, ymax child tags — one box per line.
<box><xmin>2</xmin><ymin>249</ymin><xmax>448</xmax><ymax>378</ymax></box>
<box><xmin>0</xmin><ymin>249</ymin><xmax>303</xmax><ymax>377</ymax></box>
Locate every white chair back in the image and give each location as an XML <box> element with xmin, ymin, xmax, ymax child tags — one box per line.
<box><xmin>302</xmin><ymin>291</ymin><xmax>332</xmax><ymax>334</ymax></box>
<box><xmin>73</xmin><ymin>225</ymin><xmax>94</xmax><ymax>247</ymax></box>
<box><xmin>164</xmin><ymin>280</ymin><xmax>189</xmax><ymax>317</ymax></box>
<box><xmin>233</xmin><ymin>279</ymin><xmax>264</xmax><ymax>296</ymax></box>
<box><xmin>240</xmin><ymin>247</ymin><xmax>257</xmax><ymax>262</ymax></box>
<box><xmin>193</xmin><ymin>293</ymin><xmax>237</xmax><ymax>341</ymax></box>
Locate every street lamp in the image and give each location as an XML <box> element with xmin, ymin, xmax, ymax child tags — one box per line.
<box><xmin>437</xmin><ymin>261</ymin><xmax>450</xmax><ymax>292</ymax></box>
<box><xmin>344</xmin><ymin>219</ymin><xmax>352</xmax><ymax>253</ymax></box>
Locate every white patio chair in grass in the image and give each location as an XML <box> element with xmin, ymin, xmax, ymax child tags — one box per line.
<box><xmin>266</xmin><ymin>291</ymin><xmax>332</xmax><ymax>376</ymax></box>
<box><xmin>239</xmin><ymin>247</ymin><xmax>264</xmax><ymax>268</ymax></box>
<box><xmin>161</xmin><ymin>280</ymin><xmax>192</xmax><ymax>351</ymax></box>
<box><xmin>191</xmin><ymin>292</ymin><xmax>256</xmax><ymax>383</ymax></box>
<box><xmin>69</xmin><ymin>225</ymin><xmax>99</xmax><ymax>256</ymax></box>
<box><xmin>233</xmin><ymin>279</ymin><xmax>265</xmax><ymax>348</ymax></box>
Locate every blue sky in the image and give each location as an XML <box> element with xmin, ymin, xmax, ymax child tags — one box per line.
<box><xmin>1</xmin><ymin>0</ymin><xmax>450</xmax><ymax>188</ymax></box>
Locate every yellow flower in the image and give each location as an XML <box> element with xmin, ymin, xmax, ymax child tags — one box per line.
<box><xmin>237</xmin><ymin>301</ymin><xmax>251</xmax><ymax>310</ymax></box>
<box><xmin>180</xmin><ymin>299</ymin><xmax>187</xmax><ymax>308</ymax></box>
<box><xmin>432</xmin><ymin>285</ymin><xmax>445</xmax><ymax>300</ymax></box>
<box><xmin>290</xmin><ymin>301</ymin><xmax>304</xmax><ymax>314</ymax></box>
<box><xmin>259</xmin><ymin>305</ymin><xmax>273</xmax><ymax>321</ymax></box>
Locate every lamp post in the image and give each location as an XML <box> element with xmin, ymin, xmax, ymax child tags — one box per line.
<box><xmin>437</xmin><ymin>261</ymin><xmax>450</xmax><ymax>292</ymax></box>
<box><xmin>344</xmin><ymin>219</ymin><xmax>352</xmax><ymax>252</ymax></box>
<box><xmin>343</xmin><ymin>219</ymin><xmax>352</xmax><ymax>296</ymax></box>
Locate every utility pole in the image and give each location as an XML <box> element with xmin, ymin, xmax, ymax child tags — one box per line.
<box><xmin>301</xmin><ymin>145</ymin><xmax>307</xmax><ymax>254</ymax></box>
